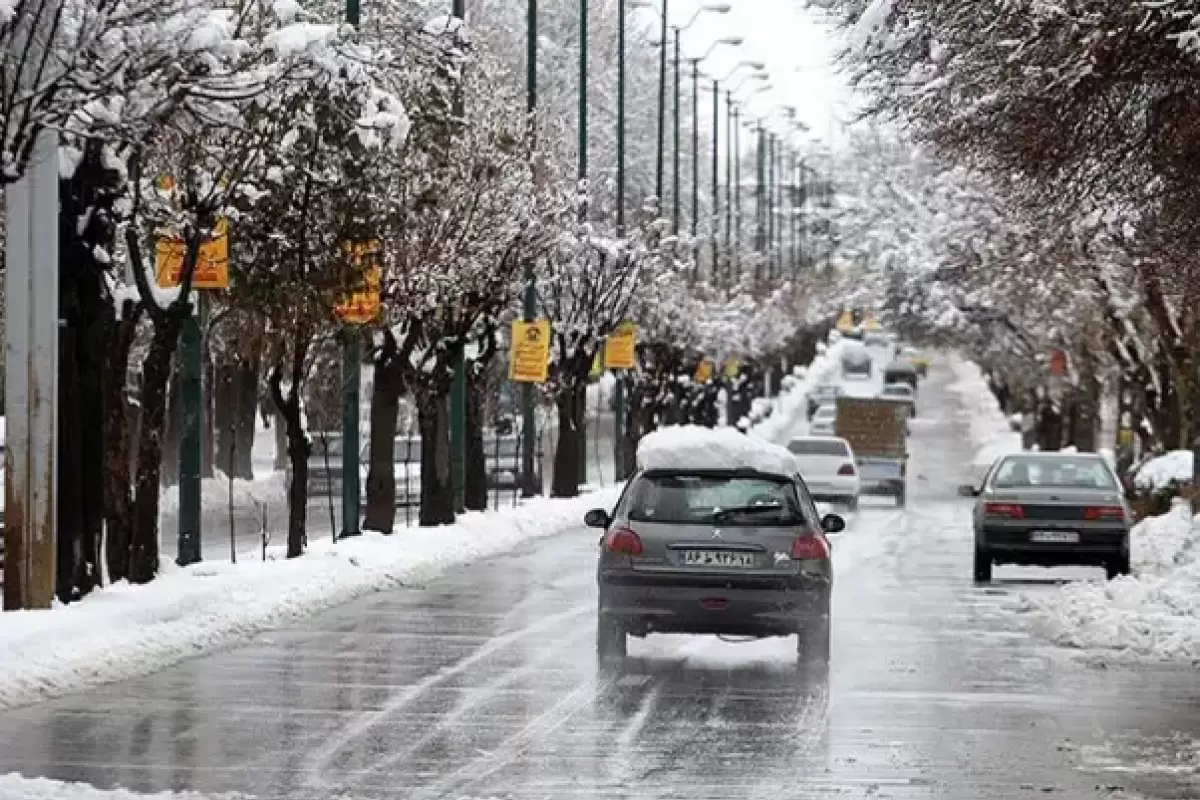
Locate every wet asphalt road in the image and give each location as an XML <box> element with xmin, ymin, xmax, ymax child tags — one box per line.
<box><xmin>0</xmin><ymin>364</ymin><xmax>1198</xmax><ymax>799</ymax></box>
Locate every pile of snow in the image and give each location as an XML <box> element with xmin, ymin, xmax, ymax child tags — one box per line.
<box><xmin>948</xmin><ymin>354</ymin><xmax>1023</xmax><ymax>468</ymax></box>
<box><xmin>1021</xmin><ymin>499</ymin><xmax>1200</xmax><ymax>662</ymax></box>
<box><xmin>0</xmin><ymin>774</ymin><xmax>215</xmax><ymax>800</ymax></box>
<box><xmin>637</xmin><ymin>425</ymin><xmax>798</xmax><ymax>476</ymax></box>
<box><xmin>1134</xmin><ymin>450</ymin><xmax>1193</xmax><ymax>491</ymax></box>
<box><xmin>745</xmin><ymin>337</ymin><xmax>848</xmax><ymax>443</ymax></box>
<box><xmin>160</xmin><ymin>471</ymin><xmax>287</xmax><ymax>517</ymax></box>
<box><xmin>0</xmin><ymin>487</ymin><xmax>619</xmax><ymax>711</ymax></box>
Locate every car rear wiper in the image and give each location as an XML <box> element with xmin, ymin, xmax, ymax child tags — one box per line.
<box><xmin>712</xmin><ymin>503</ymin><xmax>784</xmax><ymax>522</ymax></box>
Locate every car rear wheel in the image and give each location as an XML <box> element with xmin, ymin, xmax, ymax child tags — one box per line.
<box><xmin>596</xmin><ymin>614</ymin><xmax>627</xmax><ymax>661</ymax></box>
<box><xmin>973</xmin><ymin>547</ymin><xmax>992</xmax><ymax>583</ymax></box>
<box><xmin>1106</xmin><ymin>555</ymin><xmax>1131</xmax><ymax>580</ymax></box>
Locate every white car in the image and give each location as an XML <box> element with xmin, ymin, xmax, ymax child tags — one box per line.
<box><xmin>787</xmin><ymin>436</ymin><xmax>860</xmax><ymax>511</ymax></box>
<box><xmin>809</xmin><ymin>404</ymin><xmax>837</xmax><ymax>436</ymax></box>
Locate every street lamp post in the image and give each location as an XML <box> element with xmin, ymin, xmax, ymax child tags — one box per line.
<box><xmin>732</xmin><ymin>104</ymin><xmax>741</xmax><ymax>283</ymax></box>
<box><xmin>754</xmin><ymin>123</ymin><xmax>765</xmax><ymax>281</ymax></box>
<box><xmin>724</xmin><ymin>91</ymin><xmax>733</xmax><ymax>288</ymax></box>
<box><xmin>690</xmin><ymin>57</ymin><xmax>700</xmax><ymax>281</ymax></box>
<box><xmin>710</xmin><ymin>77</ymin><xmax>719</xmax><ymax>286</ymax></box>
<box><xmin>672</xmin><ymin>28</ymin><xmax>682</xmax><ymax>236</ymax></box>
<box><xmin>767</xmin><ymin>132</ymin><xmax>776</xmax><ymax>281</ymax></box>
<box><xmin>520</xmin><ymin>0</ymin><xmax>540</xmax><ymax>497</ymax></box>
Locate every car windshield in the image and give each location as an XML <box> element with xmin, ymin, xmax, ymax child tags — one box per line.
<box><xmin>624</xmin><ymin>472</ymin><xmax>804</xmax><ymax>526</ymax></box>
<box><xmin>814</xmin><ymin>407</ymin><xmax>836</xmax><ymax>419</ymax></box>
<box><xmin>991</xmin><ymin>456</ymin><xmax>1117</xmax><ymax>490</ymax></box>
<box><xmin>788</xmin><ymin>439</ymin><xmax>849</xmax><ymax>457</ymax></box>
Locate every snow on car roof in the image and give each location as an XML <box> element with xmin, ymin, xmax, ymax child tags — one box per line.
<box><xmin>637</xmin><ymin>425</ymin><xmax>798</xmax><ymax>477</ymax></box>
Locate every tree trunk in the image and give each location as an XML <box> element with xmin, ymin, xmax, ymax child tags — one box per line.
<box><xmin>201</xmin><ymin>348</ymin><xmax>215</xmax><ymax>479</ymax></box>
<box><xmin>233</xmin><ymin>357</ymin><xmax>258</xmax><ymax>479</ymax></box>
<box><xmin>280</xmin><ymin>397</ymin><xmax>309</xmax><ymax>559</ymax></box>
<box><xmin>130</xmin><ymin>312</ymin><xmax>186</xmax><ymax>584</ymax></box>
<box><xmin>417</xmin><ymin>389</ymin><xmax>454</xmax><ymax>526</ymax></box>
<box><xmin>465</xmin><ymin>378</ymin><xmax>488</xmax><ymax>511</ymax></box>
<box><xmin>272</xmin><ymin>406</ymin><xmax>289</xmax><ymax>470</ymax></box>
<box><xmin>552</xmin><ymin>387</ymin><xmax>585</xmax><ymax>498</ymax></box>
<box><xmin>214</xmin><ymin>360</ymin><xmax>237</xmax><ymax>478</ymax></box>
<box><xmin>103</xmin><ymin>303</ymin><xmax>139</xmax><ymax>584</ymax></box>
<box><xmin>364</xmin><ymin>355</ymin><xmax>402</xmax><ymax>534</ymax></box>
<box><xmin>57</xmin><ymin>310</ymin><xmax>84</xmax><ymax>603</ymax></box>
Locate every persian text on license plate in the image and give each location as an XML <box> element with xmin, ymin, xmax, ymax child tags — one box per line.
<box><xmin>682</xmin><ymin>550</ymin><xmax>756</xmax><ymax>568</ymax></box>
<box><xmin>1030</xmin><ymin>530</ymin><xmax>1080</xmax><ymax>544</ymax></box>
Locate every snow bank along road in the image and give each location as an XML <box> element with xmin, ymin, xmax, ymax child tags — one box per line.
<box><xmin>1</xmin><ymin>361</ymin><xmax>1198</xmax><ymax>800</ymax></box>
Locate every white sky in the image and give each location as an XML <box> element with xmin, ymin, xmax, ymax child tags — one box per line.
<box><xmin>634</xmin><ymin>0</ymin><xmax>855</xmax><ymax>151</ymax></box>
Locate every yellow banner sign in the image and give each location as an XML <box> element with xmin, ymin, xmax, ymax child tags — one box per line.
<box><xmin>723</xmin><ymin>357</ymin><xmax>740</xmax><ymax>379</ymax></box>
<box><xmin>605</xmin><ymin>321</ymin><xmax>638</xmax><ymax>370</ymax></box>
<box><xmin>155</xmin><ymin>219</ymin><xmax>230</xmax><ymax>289</ymax></box>
<box><xmin>835</xmin><ymin>309</ymin><xmax>854</xmax><ymax>332</ymax></box>
<box><xmin>695</xmin><ymin>358</ymin><xmax>715</xmax><ymax>384</ymax></box>
<box><xmin>862</xmin><ymin>311</ymin><xmax>881</xmax><ymax>331</ymax></box>
<box><xmin>334</xmin><ymin>241</ymin><xmax>382</xmax><ymax>324</ymax></box>
<box><xmin>509</xmin><ymin>319</ymin><xmax>552</xmax><ymax>383</ymax></box>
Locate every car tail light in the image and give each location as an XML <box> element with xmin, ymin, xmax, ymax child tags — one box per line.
<box><xmin>1084</xmin><ymin>506</ymin><xmax>1125</xmax><ymax>521</ymax></box>
<box><xmin>984</xmin><ymin>502</ymin><xmax>1024</xmax><ymax>519</ymax></box>
<box><xmin>791</xmin><ymin>535</ymin><xmax>830</xmax><ymax>561</ymax></box>
<box><xmin>837</xmin><ymin>463</ymin><xmax>856</xmax><ymax>476</ymax></box>
<box><xmin>604</xmin><ymin>527</ymin><xmax>643</xmax><ymax>556</ymax></box>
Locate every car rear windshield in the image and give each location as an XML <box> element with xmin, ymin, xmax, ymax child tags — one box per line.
<box><xmin>991</xmin><ymin>456</ymin><xmax>1117</xmax><ymax>490</ymax></box>
<box><xmin>882</xmin><ymin>385</ymin><xmax>912</xmax><ymax>396</ymax></box>
<box><xmin>788</xmin><ymin>440</ymin><xmax>848</xmax><ymax>456</ymax></box>
<box><xmin>624</xmin><ymin>473</ymin><xmax>805</xmax><ymax>526</ymax></box>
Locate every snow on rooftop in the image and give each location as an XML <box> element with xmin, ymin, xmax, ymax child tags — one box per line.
<box><xmin>1134</xmin><ymin>450</ymin><xmax>1193</xmax><ymax>491</ymax></box>
<box><xmin>637</xmin><ymin>425</ymin><xmax>798</xmax><ymax>477</ymax></box>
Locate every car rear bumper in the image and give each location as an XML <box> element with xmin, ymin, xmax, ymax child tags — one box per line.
<box><xmin>806</xmin><ymin>477</ymin><xmax>860</xmax><ymax>501</ymax></box>
<box><xmin>980</xmin><ymin>525</ymin><xmax>1128</xmax><ymax>566</ymax></box>
<box><xmin>598</xmin><ymin>569</ymin><xmax>830</xmax><ymax>637</ymax></box>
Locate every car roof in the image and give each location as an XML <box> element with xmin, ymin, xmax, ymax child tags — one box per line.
<box><xmin>993</xmin><ymin>451</ymin><xmax>1108</xmax><ymax>464</ymax></box>
<box><xmin>790</xmin><ymin>435</ymin><xmax>851</xmax><ymax>446</ymax></box>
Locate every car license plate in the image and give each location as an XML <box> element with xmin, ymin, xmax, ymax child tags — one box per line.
<box><xmin>1030</xmin><ymin>530</ymin><xmax>1080</xmax><ymax>544</ymax></box>
<box><xmin>682</xmin><ymin>550</ymin><xmax>756</xmax><ymax>568</ymax></box>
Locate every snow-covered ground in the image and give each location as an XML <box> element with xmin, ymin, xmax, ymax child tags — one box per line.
<box><xmin>1133</xmin><ymin>449</ymin><xmax>1193</xmax><ymax>491</ymax></box>
<box><xmin>1020</xmin><ymin>499</ymin><xmax>1200</xmax><ymax>662</ymax></box>
<box><xmin>0</xmin><ymin>774</ymin><xmax>222</xmax><ymax>800</ymax></box>
<box><xmin>745</xmin><ymin>338</ymin><xmax>847</xmax><ymax>443</ymax></box>
<box><xmin>947</xmin><ymin>353</ymin><xmax>1023</xmax><ymax>476</ymax></box>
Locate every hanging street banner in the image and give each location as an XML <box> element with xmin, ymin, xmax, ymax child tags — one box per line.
<box><xmin>723</xmin><ymin>357</ymin><xmax>741</xmax><ymax>379</ymax></box>
<box><xmin>509</xmin><ymin>319</ymin><xmax>552</xmax><ymax>383</ymax></box>
<box><xmin>862</xmin><ymin>311</ymin><xmax>882</xmax><ymax>331</ymax></box>
<box><xmin>155</xmin><ymin>219</ymin><xmax>230</xmax><ymax>289</ymax></box>
<box><xmin>695</xmin><ymin>358</ymin><xmax>715</xmax><ymax>384</ymax></box>
<box><xmin>334</xmin><ymin>240</ymin><xmax>383</xmax><ymax>324</ymax></box>
<box><xmin>605</xmin><ymin>321</ymin><xmax>638</xmax><ymax>370</ymax></box>
<box><xmin>835</xmin><ymin>308</ymin><xmax>854</xmax><ymax>332</ymax></box>
<box><xmin>590</xmin><ymin>350</ymin><xmax>604</xmax><ymax>378</ymax></box>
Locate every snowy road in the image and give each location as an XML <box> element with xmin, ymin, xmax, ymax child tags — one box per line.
<box><xmin>1</xmin><ymin>363</ymin><xmax>1198</xmax><ymax>799</ymax></box>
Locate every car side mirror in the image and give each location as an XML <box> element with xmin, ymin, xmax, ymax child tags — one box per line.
<box><xmin>957</xmin><ymin>484</ymin><xmax>980</xmax><ymax>498</ymax></box>
<box><xmin>584</xmin><ymin>509</ymin><xmax>611</xmax><ymax>529</ymax></box>
<box><xmin>821</xmin><ymin>513</ymin><xmax>846</xmax><ymax>534</ymax></box>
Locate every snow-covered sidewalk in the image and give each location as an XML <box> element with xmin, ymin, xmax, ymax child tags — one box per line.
<box><xmin>1019</xmin><ymin>500</ymin><xmax>1200</xmax><ymax>662</ymax></box>
<box><xmin>947</xmin><ymin>353</ymin><xmax>1023</xmax><ymax>474</ymax></box>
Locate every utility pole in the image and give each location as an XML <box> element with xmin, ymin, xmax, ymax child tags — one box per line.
<box><xmin>448</xmin><ymin>0</ymin><xmax>468</xmax><ymax>514</ymax></box>
<box><xmin>654</xmin><ymin>0</ymin><xmax>668</xmax><ymax>216</ymax></box>
<box><xmin>733</xmin><ymin>107</ymin><xmax>742</xmax><ymax>284</ymax></box>
<box><xmin>754</xmin><ymin>124</ymin><xmax>765</xmax><ymax>281</ymax></box>
<box><xmin>672</xmin><ymin>28</ymin><xmax>682</xmax><ymax>237</ymax></box>
<box><xmin>521</xmin><ymin>0</ymin><xmax>540</xmax><ymax>496</ymax></box>
<box><xmin>4</xmin><ymin>110</ymin><xmax>58</xmax><ymax>608</ymax></box>
<box><xmin>724</xmin><ymin>91</ymin><xmax>733</xmax><ymax>288</ymax></box>
<box><xmin>767</xmin><ymin>133</ymin><xmax>776</xmax><ymax>281</ymax></box>
<box><xmin>614</xmin><ymin>0</ymin><xmax>628</xmax><ymax>479</ymax></box>
<box><xmin>710</xmin><ymin>78</ymin><xmax>719</xmax><ymax>286</ymax></box>
<box><xmin>690</xmin><ymin>58</ymin><xmax>700</xmax><ymax>282</ymax></box>
<box><xmin>576</xmin><ymin>0</ymin><xmax>587</xmax><ymax>484</ymax></box>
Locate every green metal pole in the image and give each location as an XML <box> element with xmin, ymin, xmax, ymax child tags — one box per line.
<box><xmin>342</xmin><ymin>331</ymin><xmax>363</xmax><ymax>533</ymax></box>
<box><xmin>178</xmin><ymin>291</ymin><xmax>203</xmax><ymax>565</ymax></box>
<box><xmin>654</xmin><ymin>0</ymin><xmax>667</xmax><ymax>215</ymax></box>
<box><xmin>710</xmin><ymin>79</ymin><xmax>719</xmax><ymax>286</ymax></box>
<box><xmin>690</xmin><ymin>59</ymin><xmax>699</xmax><ymax>282</ymax></box>
<box><xmin>767</xmin><ymin>133</ymin><xmax>776</xmax><ymax>281</ymax></box>
<box><xmin>448</xmin><ymin>0</ymin><xmax>468</xmax><ymax>514</ymax></box>
<box><xmin>337</xmin><ymin>0</ymin><xmax>364</xmax><ymax>540</ymax></box>
<box><xmin>577</xmin><ymin>0</ymin><xmax>587</xmax><ymax>484</ymax></box>
<box><xmin>613</xmin><ymin>0</ymin><xmax>628</xmax><ymax>480</ymax></box>
<box><xmin>672</xmin><ymin>29</ymin><xmax>681</xmax><ymax>237</ymax></box>
<box><xmin>754</xmin><ymin>125</ymin><xmax>764</xmax><ymax>281</ymax></box>
<box><xmin>724</xmin><ymin>91</ymin><xmax>733</xmax><ymax>286</ymax></box>
<box><xmin>733</xmin><ymin>105</ymin><xmax>741</xmax><ymax>283</ymax></box>
<box><xmin>521</xmin><ymin>0</ymin><xmax>540</xmax><ymax>497</ymax></box>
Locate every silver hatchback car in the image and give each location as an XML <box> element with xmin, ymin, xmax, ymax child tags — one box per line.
<box><xmin>587</xmin><ymin>467</ymin><xmax>845</xmax><ymax>665</ymax></box>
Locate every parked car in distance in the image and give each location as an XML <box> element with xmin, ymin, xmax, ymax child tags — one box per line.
<box><xmin>960</xmin><ymin>452</ymin><xmax>1132</xmax><ymax>583</ymax></box>
<box><xmin>883</xmin><ymin>360</ymin><xmax>920</xmax><ymax>391</ymax></box>
<box><xmin>787</xmin><ymin>436</ymin><xmax>861</xmax><ymax>511</ymax></box>
<box><xmin>810</xmin><ymin>403</ymin><xmax>837</xmax><ymax>436</ymax></box>
<box><xmin>589</xmin><ymin>429</ymin><xmax>846</xmax><ymax>664</ymax></box>
<box><xmin>807</xmin><ymin>383</ymin><xmax>842</xmax><ymax>420</ymax></box>
<box><xmin>841</xmin><ymin>348</ymin><xmax>873</xmax><ymax>381</ymax></box>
